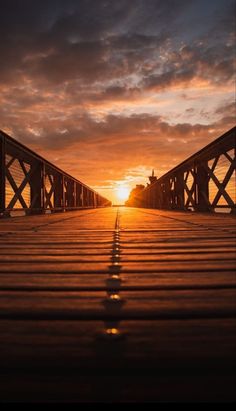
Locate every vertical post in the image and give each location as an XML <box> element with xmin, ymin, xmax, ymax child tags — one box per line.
<box><xmin>176</xmin><ymin>172</ymin><xmax>185</xmax><ymax>210</ymax></box>
<box><xmin>77</xmin><ymin>183</ymin><xmax>82</xmax><ymax>207</ymax></box>
<box><xmin>196</xmin><ymin>161</ymin><xmax>210</xmax><ymax>212</ymax></box>
<box><xmin>54</xmin><ymin>173</ymin><xmax>64</xmax><ymax>211</ymax></box>
<box><xmin>42</xmin><ymin>163</ymin><xmax>46</xmax><ymax>212</ymax></box>
<box><xmin>81</xmin><ymin>185</ymin><xmax>84</xmax><ymax>207</ymax></box>
<box><xmin>73</xmin><ymin>181</ymin><xmax>76</xmax><ymax>208</ymax></box>
<box><xmin>0</xmin><ymin>134</ymin><xmax>6</xmax><ymax>215</ymax></box>
<box><xmin>70</xmin><ymin>180</ymin><xmax>74</xmax><ymax>208</ymax></box>
<box><xmin>163</xmin><ymin>179</ymin><xmax>171</xmax><ymax>209</ymax></box>
<box><xmin>62</xmin><ymin>175</ymin><xmax>66</xmax><ymax>211</ymax></box>
<box><xmin>231</xmin><ymin>136</ymin><xmax>236</xmax><ymax>214</ymax></box>
<box><xmin>30</xmin><ymin>159</ymin><xmax>44</xmax><ymax>214</ymax></box>
<box><xmin>75</xmin><ymin>183</ymin><xmax>79</xmax><ymax>207</ymax></box>
<box><xmin>67</xmin><ymin>179</ymin><xmax>73</xmax><ymax>208</ymax></box>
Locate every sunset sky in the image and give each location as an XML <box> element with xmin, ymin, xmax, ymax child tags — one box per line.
<box><xmin>0</xmin><ymin>0</ymin><xmax>235</xmax><ymax>203</ymax></box>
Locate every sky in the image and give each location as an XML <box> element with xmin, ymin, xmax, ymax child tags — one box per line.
<box><xmin>0</xmin><ymin>0</ymin><xmax>235</xmax><ymax>203</ymax></box>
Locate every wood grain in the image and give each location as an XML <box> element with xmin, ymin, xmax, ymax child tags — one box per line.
<box><xmin>0</xmin><ymin>206</ymin><xmax>235</xmax><ymax>402</ymax></box>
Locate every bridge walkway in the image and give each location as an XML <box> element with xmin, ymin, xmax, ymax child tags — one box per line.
<box><xmin>0</xmin><ymin>207</ymin><xmax>235</xmax><ymax>402</ymax></box>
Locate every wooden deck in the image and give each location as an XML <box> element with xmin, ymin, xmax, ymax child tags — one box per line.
<box><xmin>0</xmin><ymin>207</ymin><xmax>236</xmax><ymax>402</ymax></box>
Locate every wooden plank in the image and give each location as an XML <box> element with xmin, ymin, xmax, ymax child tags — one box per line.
<box><xmin>0</xmin><ymin>289</ymin><xmax>235</xmax><ymax>320</ymax></box>
<box><xmin>0</xmin><ymin>319</ymin><xmax>235</xmax><ymax>369</ymax></box>
<box><xmin>0</xmin><ymin>206</ymin><xmax>235</xmax><ymax>403</ymax></box>
<box><xmin>0</xmin><ymin>261</ymin><xmax>235</xmax><ymax>274</ymax></box>
<box><xmin>0</xmin><ymin>255</ymin><xmax>111</xmax><ymax>263</ymax></box>
<box><xmin>0</xmin><ymin>251</ymin><xmax>235</xmax><ymax>263</ymax></box>
<box><xmin>121</xmin><ymin>241</ymin><xmax>236</xmax><ymax>249</ymax></box>
<box><xmin>0</xmin><ymin>271</ymin><xmax>235</xmax><ymax>291</ymax></box>
<box><xmin>0</xmin><ymin>262</ymin><xmax>111</xmax><ymax>273</ymax></box>
<box><xmin>0</xmin><ymin>246</ymin><xmax>235</xmax><ymax>255</ymax></box>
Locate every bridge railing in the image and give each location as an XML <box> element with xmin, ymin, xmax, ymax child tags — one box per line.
<box><xmin>128</xmin><ymin>126</ymin><xmax>236</xmax><ymax>213</ymax></box>
<box><xmin>0</xmin><ymin>130</ymin><xmax>111</xmax><ymax>217</ymax></box>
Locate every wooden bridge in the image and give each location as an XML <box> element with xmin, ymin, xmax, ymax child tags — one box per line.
<box><xmin>0</xmin><ymin>128</ymin><xmax>235</xmax><ymax>402</ymax></box>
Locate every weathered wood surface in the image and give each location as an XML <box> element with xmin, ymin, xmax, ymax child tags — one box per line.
<box><xmin>0</xmin><ymin>207</ymin><xmax>235</xmax><ymax>402</ymax></box>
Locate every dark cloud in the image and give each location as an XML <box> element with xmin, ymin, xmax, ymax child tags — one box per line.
<box><xmin>141</xmin><ymin>40</ymin><xmax>235</xmax><ymax>92</ymax></box>
<box><xmin>0</xmin><ymin>0</ymin><xmax>233</xmax><ymax>88</ymax></box>
<box><xmin>4</xmin><ymin>111</ymin><xmax>229</xmax><ymax>154</ymax></box>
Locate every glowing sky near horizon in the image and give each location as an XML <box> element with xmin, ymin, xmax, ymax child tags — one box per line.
<box><xmin>0</xmin><ymin>0</ymin><xmax>235</xmax><ymax>203</ymax></box>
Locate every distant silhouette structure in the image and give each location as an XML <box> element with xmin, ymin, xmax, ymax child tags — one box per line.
<box><xmin>148</xmin><ymin>169</ymin><xmax>157</xmax><ymax>185</ymax></box>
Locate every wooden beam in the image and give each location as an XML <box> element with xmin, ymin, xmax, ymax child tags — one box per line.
<box><xmin>195</xmin><ymin>161</ymin><xmax>210</xmax><ymax>212</ymax></box>
<box><xmin>5</xmin><ymin>167</ymin><xmax>28</xmax><ymax>209</ymax></box>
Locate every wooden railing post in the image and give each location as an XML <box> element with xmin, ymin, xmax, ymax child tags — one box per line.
<box><xmin>66</xmin><ymin>179</ymin><xmax>73</xmax><ymax>208</ymax></box>
<box><xmin>62</xmin><ymin>175</ymin><xmax>66</xmax><ymax>211</ymax></box>
<box><xmin>54</xmin><ymin>173</ymin><xmax>64</xmax><ymax>211</ymax></box>
<box><xmin>77</xmin><ymin>183</ymin><xmax>83</xmax><ymax>207</ymax></box>
<box><xmin>80</xmin><ymin>185</ymin><xmax>84</xmax><ymax>207</ymax></box>
<box><xmin>232</xmin><ymin>138</ymin><xmax>236</xmax><ymax>214</ymax></box>
<box><xmin>73</xmin><ymin>181</ymin><xmax>76</xmax><ymax>208</ymax></box>
<box><xmin>0</xmin><ymin>134</ymin><xmax>6</xmax><ymax>215</ymax></box>
<box><xmin>88</xmin><ymin>190</ymin><xmax>91</xmax><ymax>207</ymax></box>
<box><xmin>30</xmin><ymin>160</ymin><xmax>44</xmax><ymax>214</ymax></box>
<box><xmin>176</xmin><ymin>172</ymin><xmax>185</xmax><ymax>210</ymax></box>
<box><xmin>195</xmin><ymin>161</ymin><xmax>210</xmax><ymax>212</ymax></box>
<box><xmin>164</xmin><ymin>179</ymin><xmax>171</xmax><ymax>209</ymax></box>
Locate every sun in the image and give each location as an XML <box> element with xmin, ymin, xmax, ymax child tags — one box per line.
<box><xmin>116</xmin><ymin>186</ymin><xmax>129</xmax><ymax>202</ymax></box>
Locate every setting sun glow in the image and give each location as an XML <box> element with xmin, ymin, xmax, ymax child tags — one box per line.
<box><xmin>116</xmin><ymin>187</ymin><xmax>129</xmax><ymax>203</ymax></box>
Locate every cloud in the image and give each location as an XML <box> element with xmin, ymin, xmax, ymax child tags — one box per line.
<box><xmin>0</xmin><ymin>0</ymin><xmax>233</xmax><ymax>89</ymax></box>
<box><xmin>2</xmin><ymin>111</ymin><xmax>232</xmax><ymax>169</ymax></box>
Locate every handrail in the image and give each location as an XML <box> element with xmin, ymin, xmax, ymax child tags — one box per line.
<box><xmin>126</xmin><ymin>126</ymin><xmax>236</xmax><ymax>213</ymax></box>
<box><xmin>0</xmin><ymin>130</ymin><xmax>111</xmax><ymax>217</ymax></box>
